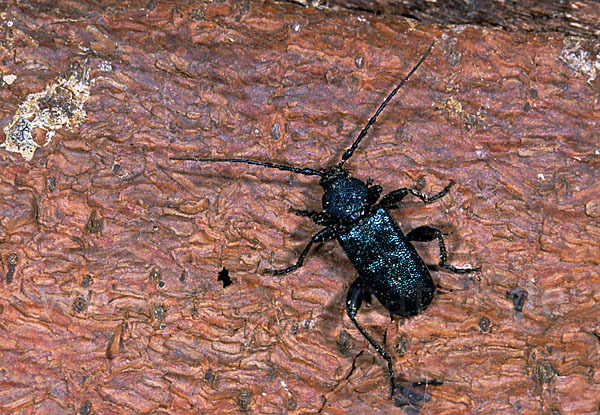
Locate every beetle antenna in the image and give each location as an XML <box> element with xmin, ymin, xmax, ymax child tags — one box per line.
<box><xmin>338</xmin><ymin>41</ymin><xmax>435</xmax><ymax>168</ymax></box>
<box><xmin>170</xmin><ymin>156</ymin><xmax>324</xmax><ymax>177</ymax></box>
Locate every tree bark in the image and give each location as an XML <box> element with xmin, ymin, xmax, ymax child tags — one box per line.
<box><xmin>291</xmin><ymin>0</ymin><xmax>600</xmax><ymax>38</ymax></box>
<box><xmin>0</xmin><ymin>1</ymin><xmax>598</xmax><ymax>414</ymax></box>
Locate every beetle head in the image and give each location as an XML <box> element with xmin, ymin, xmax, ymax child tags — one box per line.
<box><xmin>320</xmin><ymin>166</ymin><xmax>369</xmax><ymax>222</ymax></box>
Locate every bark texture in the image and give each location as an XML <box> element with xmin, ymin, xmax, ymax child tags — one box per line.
<box><xmin>291</xmin><ymin>0</ymin><xmax>600</xmax><ymax>38</ymax></box>
<box><xmin>0</xmin><ymin>1</ymin><xmax>599</xmax><ymax>414</ymax></box>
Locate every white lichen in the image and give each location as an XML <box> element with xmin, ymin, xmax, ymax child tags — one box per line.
<box><xmin>1</xmin><ymin>62</ymin><xmax>90</xmax><ymax>161</ymax></box>
<box><xmin>2</xmin><ymin>74</ymin><xmax>16</xmax><ymax>85</ymax></box>
<box><xmin>560</xmin><ymin>39</ymin><xmax>600</xmax><ymax>83</ymax></box>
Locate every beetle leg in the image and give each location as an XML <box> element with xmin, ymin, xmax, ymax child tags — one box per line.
<box><xmin>379</xmin><ymin>181</ymin><xmax>455</xmax><ymax>209</ymax></box>
<box><xmin>264</xmin><ymin>227</ymin><xmax>335</xmax><ymax>275</ymax></box>
<box><xmin>367</xmin><ymin>184</ymin><xmax>383</xmax><ymax>205</ymax></box>
<box><xmin>406</xmin><ymin>226</ymin><xmax>481</xmax><ymax>274</ymax></box>
<box><xmin>346</xmin><ymin>278</ymin><xmax>397</xmax><ymax>397</ymax></box>
<box><xmin>290</xmin><ymin>208</ymin><xmax>332</xmax><ymax>226</ymax></box>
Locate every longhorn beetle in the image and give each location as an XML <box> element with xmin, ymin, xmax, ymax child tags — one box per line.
<box><xmin>171</xmin><ymin>42</ymin><xmax>480</xmax><ymax>398</ymax></box>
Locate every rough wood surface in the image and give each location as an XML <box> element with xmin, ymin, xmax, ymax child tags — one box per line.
<box><xmin>291</xmin><ymin>0</ymin><xmax>600</xmax><ymax>38</ymax></box>
<box><xmin>0</xmin><ymin>1</ymin><xmax>599</xmax><ymax>414</ymax></box>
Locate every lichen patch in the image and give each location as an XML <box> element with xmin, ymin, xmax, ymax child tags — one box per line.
<box><xmin>1</xmin><ymin>61</ymin><xmax>90</xmax><ymax>161</ymax></box>
<box><xmin>560</xmin><ymin>39</ymin><xmax>600</xmax><ymax>83</ymax></box>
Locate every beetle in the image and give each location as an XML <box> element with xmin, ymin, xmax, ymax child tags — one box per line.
<box><xmin>171</xmin><ymin>42</ymin><xmax>480</xmax><ymax>397</ymax></box>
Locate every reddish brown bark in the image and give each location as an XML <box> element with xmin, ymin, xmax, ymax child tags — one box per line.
<box><xmin>0</xmin><ymin>1</ymin><xmax>599</xmax><ymax>414</ymax></box>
